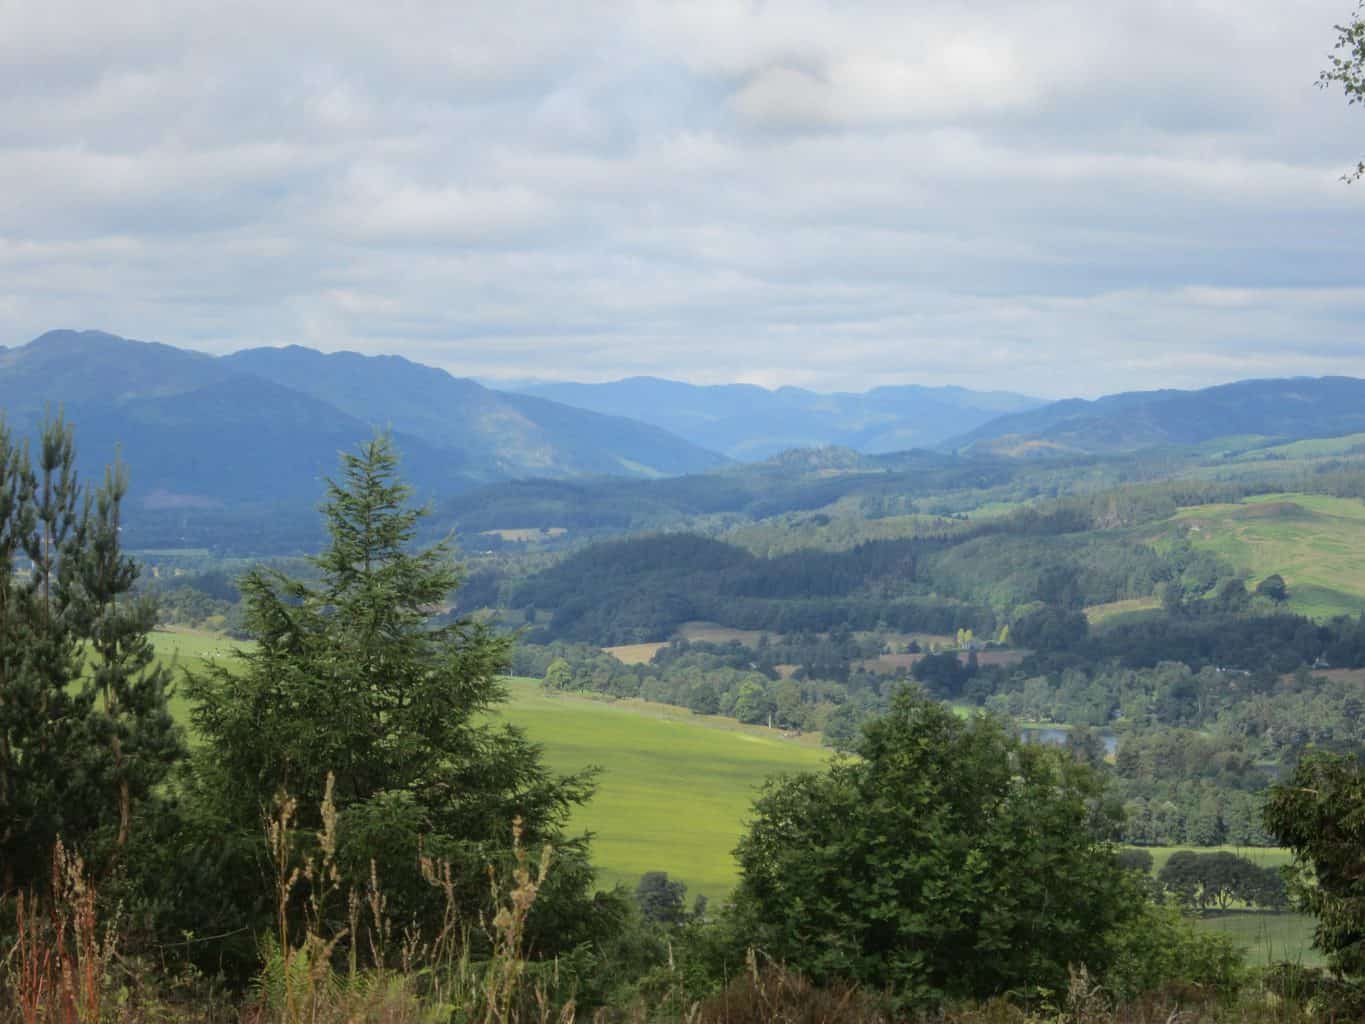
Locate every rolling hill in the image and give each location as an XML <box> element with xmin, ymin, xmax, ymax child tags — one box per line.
<box><xmin>224</xmin><ymin>346</ymin><xmax>726</xmax><ymax>480</ymax></box>
<box><xmin>513</xmin><ymin>376</ymin><xmax>1042</xmax><ymax>458</ymax></box>
<box><xmin>950</xmin><ymin>376</ymin><xmax>1365</xmax><ymax>455</ymax></box>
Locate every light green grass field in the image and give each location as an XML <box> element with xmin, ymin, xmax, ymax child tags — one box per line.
<box><xmin>1167</xmin><ymin>493</ymin><xmax>1365</xmax><ymax>619</ymax></box>
<box><xmin>1084</xmin><ymin>597</ymin><xmax>1161</xmax><ymax>624</ymax></box>
<box><xmin>493</xmin><ymin>679</ymin><xmax>829</xmax><ymax>901</ymax></box>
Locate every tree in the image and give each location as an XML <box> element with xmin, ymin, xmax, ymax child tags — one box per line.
<box><xmin>1322</xmin><ymin>2</ymin><xmax>1365</xmax><ymax>181</ymax></box>
<box><xmin>728</xmin><ymin>689</ymin><xmax>1134</xmax><ymax>1003</ymax></box>
<box><xmin>635</xmin><ymin>870</ymin><xmax>687</xmax><ymax>925</ymax></box>
<box><xmin>182</xmin><ymin>436</ymin><xmax>613</xmax><ymax>966</ymax></box>
<box><xmin>0</xmin><ymin>418</ymin><xmax>182</xmax><ymax>894</ymax></box>
<box><xmin>1256</xmin><ymin>573</ymin><xmax>1289</xmax><ymax>603</ymax></box>
<box><xmin>1264</xmin><ymin>752</ymin><xmax>1365</xmax><ymax>976</ymax></box>
<box><xmin>544</xmin><ymin>656</ymin><xmax>573</xmax><ymax>691</ymax></box>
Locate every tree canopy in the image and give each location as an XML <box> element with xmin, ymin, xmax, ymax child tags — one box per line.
<box><xmin>728</xmin><ymin>689</ymin><xmax>1134</xmax><ymax>1004</ymax></box>
<box><xmin>180</xmin><ymin>435</ymin><xmax>614</xmax><ymax>966</ymax></box>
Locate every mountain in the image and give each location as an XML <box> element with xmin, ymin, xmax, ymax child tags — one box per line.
<box><xmin>950</xmin><ymin>376</ymin><xmax>1365</xmax><ymax>455</ymax></box>
<box><xmin>509</xmin><ymin>377</ymin><xmax>1043</xmax><ymax>458</ymax></box>
<box><xmin>0</xmin><ymin>330</ymin><xmax>472</xmax><ymax>509</ymax></box>
<box><xmin>0</xmin><ymin>331</ymin><xmax>726</xmax><ymax>549</ymax></box>
<box><xmin>223</xmin><ymin>347</ymin><xmax>724</xmax><ymax>479</ymax></box>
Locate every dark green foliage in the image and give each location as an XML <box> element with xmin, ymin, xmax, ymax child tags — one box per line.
<box><xmin>1264</xmin><ymin>752</ymin><xmax>1365</xmax><ymax>976</ymax></box>
<box><xmin>728</xmin><ymin>689</ymin><xmax>1134</xmax><ymax>1003</ymax></box>
<box><xmin>1116</xmin><ymin>848</ymin><xmax>1154</xmax><ymax>875</ymax></box>
<box><xmin>0</xmin><ymin>418</ymin><xmax>183</xmax><ymax>892</ymax></box>
<box><xmin>180</xmin><ymin>436</ymin><xmax>612</xmax><ymax>971</ymax></box>
<box><xmin>1156</xmin><ymin>851</ymin><xmax>1286</xmax><ymax>912</ymax></box>
<box><xmin>635</xmin><ymin>871</ymin><xmax>688</xmax><ymax>925</ymax></box>
<box><xmin>1256</xmin><ymin>573</ymin><xmax>1289</xmax><ymax>602</ymax></box>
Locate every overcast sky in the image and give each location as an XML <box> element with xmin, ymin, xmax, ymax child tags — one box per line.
<box><xmin>2</xmin><ymin>0</ymin><xmax>1364</xmax><ymax>398</ymax></box>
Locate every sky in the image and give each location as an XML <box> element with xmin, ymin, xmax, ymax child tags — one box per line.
<box><xmin>2</xmin><ymin>0</ymin><xmax>1364</xmax><ymax>399</ymax></box>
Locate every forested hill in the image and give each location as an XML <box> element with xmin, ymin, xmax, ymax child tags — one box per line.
<box><xmin>512</xmin><ymin>376</ymin><xmax>1042</xmax><ymax>458</ymax></box>
<box><xmin>950</xmin><ymin>376</ymin><xmax>1365</xmax><ymax>455</ymax></box>
<box><xmin>0</xmin><ymin>329</ymin><xmax>469</xmax><ymax>507</ymax></box>
<box><xmin>224</xmin><ymin>346</ymin><xmax>726</xmax><ymax>479</ymax></box>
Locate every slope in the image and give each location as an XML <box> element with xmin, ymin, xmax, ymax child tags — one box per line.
<box><xmin>514</xmin><ymin>376</ymin><xmax>1042</xmax><ymax>458</ymax></box>
<box><xmin>225</xmin><ymin>347</ymin><xmax>726</xmax><ymax>479</ymax></box>
<box><xmin>952</xmin><ymin>376</ymin><xmax>1365</xmax><ymax>455</ymax></box>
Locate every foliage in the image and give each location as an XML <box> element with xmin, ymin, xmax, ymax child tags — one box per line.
<box><xmin>1264</xmin><ymin>752</ymin><xmax>1365</xmax><ymax>977</ymax></box>
<box><xmin>0</xmin><ymin>417</ymin><xmax>182</xmax><ymax>894</ymax></box>
<box><xmin>727</xmin><ymin>689</ymin><xmax>1134</xmax><ymax>1004</ymax></box>
<box><xmin>1321</xmin><ymin>1</ymin><xmax>1365</xmax><ymax>182</ymax></box>
<box><xmin>177</xmin><ymin>436</ymin><xmax>613</xmax><ymax>975</ymax></box>
<box><xmin>1103</xmin><ymin>902</ymin><xmax>1245</xmax><ymax>1003</ymax></box>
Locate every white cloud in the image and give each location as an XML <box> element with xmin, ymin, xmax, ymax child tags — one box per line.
<box><xmin>0</xmin><ymin>0</ymin><xmax>1361</xmax><ymax>397</ymax></box>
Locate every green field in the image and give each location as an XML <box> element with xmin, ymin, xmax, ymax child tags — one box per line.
<box><xmin>147</xmin><ymin>636</ymin><xmax>829</xmax><ymax>903</ymax></box>
<box><xmin>1193</xmin><ymin>912</ymin><xmax>1322</xmax><ymax>967</ymax></box>
<box><xmin>1166</xmin><ymin>493</ymin><xmax>1365</xmax><ymax>619</ymax></box>
<box><xmin>494</xmin><ymin>679</ymin><xmax>828</xmax><ymax>901</ymax></box>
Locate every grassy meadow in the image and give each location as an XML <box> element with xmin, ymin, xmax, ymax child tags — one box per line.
<box><xmin>147</xmin><ymin>636</ymin><xmax>828</xmax><ymax>903</ymax></box>
<box><xmin>1166</xmin><ymin>493</ymin><xmax>1365</xmax><ymax>619</ymax></box>
<box><xmin>494</xmin><ymin>678</ymin><xmax>829</xmax><ymax>901</ymax></box>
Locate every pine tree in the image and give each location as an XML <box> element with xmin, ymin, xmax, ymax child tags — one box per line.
<box><xmin>0</xmin><ymin>417</ymin><xmax>182</xmax><ymax>894</ymax></box>
<box><xmin>184</xmin><ymin>435</ymin><xmax>612</xmax><ymax>960</ymax></box>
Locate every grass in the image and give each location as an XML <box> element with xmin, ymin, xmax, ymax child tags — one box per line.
<box><xmin>493</xmin><ymin>679</ymin><xmax>829</xmax><ymax>902</ymax></box>
<box><xmin>1084</xmin><ymin>597</ymin><xmax>1161</xmax><ymax>624</ymax></box>
<box><xmin>1193</xmin><ymin>912</ymin><xmax>1323</xmax><ymax>967</ymax></box>
<box><xmin>603</xmin><ymin>641</ymin><xmax>668</xmax><ymax>665</ymax></box>
<box><xmin>1165</xmin><ymin>493</ymin><xmax>1365</xmax><ymax>619</ymax></box>
<box><xmin>1129</xmin><ymin>847</ymin><xmax>1319</xmax><ymax>965</ymax></box>
<box><xmin>675</xmin><ymin>621</ymin><xmax>765</xmax><ymax>646</ymax></box>
<box><xmin>147</xmin><ymin>634</ymin><xmax>829</xmax><ymax>905</ymax></box>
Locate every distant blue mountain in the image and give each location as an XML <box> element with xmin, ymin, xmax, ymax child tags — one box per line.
<box><xmin>512</xmin><ymin>377</ymin><xmax>1043</xmax><ymax>458</ymax></box>
<box><xmin>0</xmin><ymin>331</ymin><xmax>725</xmax><ymax>519</ymax></box>
<box><xmin>947</xmin><ymin>377</ymin><xmax>1365</xmax><ymax>455</ymax></box>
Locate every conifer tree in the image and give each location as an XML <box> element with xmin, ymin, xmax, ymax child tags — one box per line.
<box><xmin>0</xmin><ymin>417</ymin><xmax>182</xmax><ymax>894</ymax></box>
<box><xmin>184</xmin><ymin>435</ymin><xmax>611</xmax><ymax>960</ymax></box>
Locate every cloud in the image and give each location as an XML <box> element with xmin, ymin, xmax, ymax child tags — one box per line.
<box><xmin>0</xmin><ymin>0</ymin><xmax>1362</xmax><ymax>399</ymax></box>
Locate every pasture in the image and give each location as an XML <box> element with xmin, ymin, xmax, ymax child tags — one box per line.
<box><xmin>494</xmin><ymin>678</ymin><xmax>829</xmax><ymax>901</ymax></box>
<box><xmin>1166</xmin><ymin>493</ymin><xmax>1365</xmax><ymax>620</ymax></box>
<box><xmin>1193</xmin><ymin>912</ymin><xmax>1322</xmax><ymax>967</ymax></box>
<box><xmin>148</xmin><ymin>637</ymin><xmax>828</xmax><ymax>903</ymax></box>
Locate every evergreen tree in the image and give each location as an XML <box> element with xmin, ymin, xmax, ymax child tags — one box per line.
<box><xmin>182</xmin><ymin>436</ymin><xmax>614</xmax><ymax>966</ymax></box>
<box><xmin>0</xmin><ymin>418</ymin><xmax>182</xmax><ymax>894</ymax></box>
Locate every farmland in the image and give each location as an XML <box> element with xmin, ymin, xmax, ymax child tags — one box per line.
<box><xmin>146</xmin><ymin>637</ymin><xmax>828</xmax><ymax>903</ymax></box>
<box><xmin>1166</xmin><ymin>493</ymin><xmax>1365</xmax><ymax>619</ymax></box>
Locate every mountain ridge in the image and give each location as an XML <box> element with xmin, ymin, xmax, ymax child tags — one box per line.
<box><xmin>948</xmin><ymin>375</ymin><xmax>1365</xmax><ymax>455</ymax></box>
<box><xmin>510</xmin><ymin>376</ymin><xmax>1044</xmax><ymax>458</ymax></box>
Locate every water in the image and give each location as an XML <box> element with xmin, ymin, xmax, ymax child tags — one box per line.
<box><xmin>1019</xmin><ymin>726</ymin><xmax>1118</xmax><ymax>758</ymax></box>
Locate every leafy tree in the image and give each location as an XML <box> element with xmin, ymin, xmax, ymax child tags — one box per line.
<box><xmin>728</xmin><ymin>689</ymin><xmax>1134</xmax><ymax>1003</ymax></box>
<box><xmin>1117</xmin><ymin>848</ymin><xmax>1154</xmax><ymax>875</ymax></box>
<box><xmin>182</xmin><ymin>436</ymin><xmax>613</xmax><ymax>966</ymax></box>
<box><xmin>635</xmin><ymin>870</ymin><xmax>688</xmax><ymax>925</ymax></box>
<box><xmin>0</xmin><ymin>419</ymin><xmax>182</xmax><ymax>893</ymax></box>
<box><xmin>1322</xmin><ymin>1</ymin><xmax>1365</xmax><ymax>181</ymax></box>
<box><xmin>1264</xmin><ymin>752</ymin><xmax>1365</xmax><ymax>976</ymax></box>
<box><xmin>1256</xmin><ymin>573</ymin><xmax>1289</xmax><ymax>603</ymax></box>
<box><xmin>544</xmin><ymin>656</ymin><xmax>573</xmax><ymax>691</ymax></box>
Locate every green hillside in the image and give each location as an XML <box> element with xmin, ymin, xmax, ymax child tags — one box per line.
<box><xmin>1165</xmin><ymin>493</ymin><xmax>1365</xmax><ymax>619</ymax></box>
<box><xmin>495</xmin><ymin>679</ymin><xmax>829</xmax><ymax>901</ymax></box>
